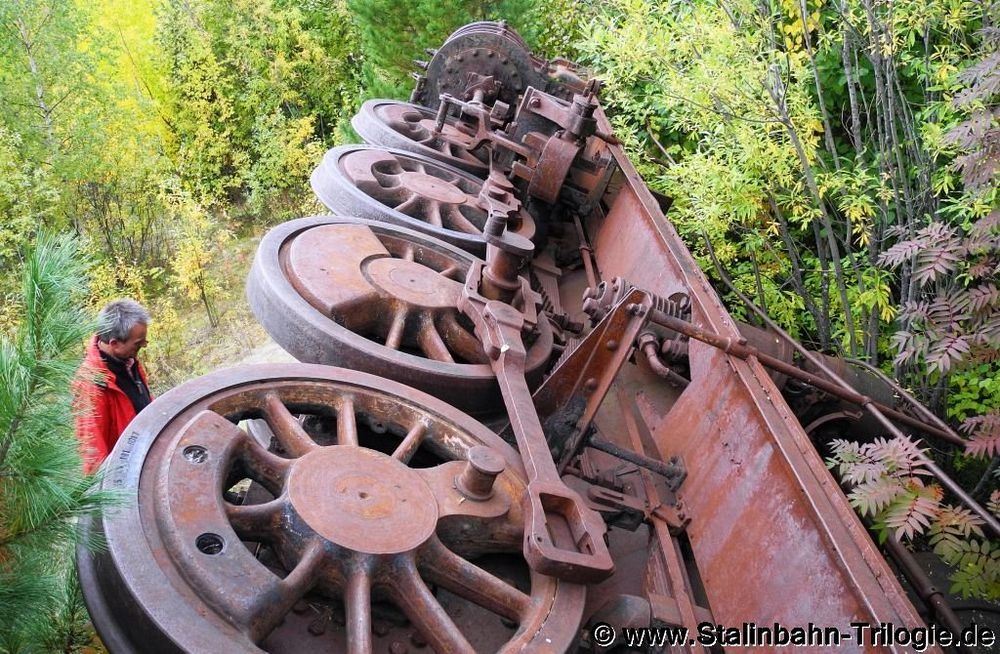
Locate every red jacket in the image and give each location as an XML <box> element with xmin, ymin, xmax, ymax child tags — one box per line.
<box><xmin>73</xmin><ymin>336</ymin><xmax>152</xmax><ymax>473</ymax></box>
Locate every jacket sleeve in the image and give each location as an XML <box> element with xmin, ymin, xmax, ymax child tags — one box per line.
<box><xmin>73</xmin><ymin>376</ymin><xmax>111</xmax><ymax>474</ymax></box>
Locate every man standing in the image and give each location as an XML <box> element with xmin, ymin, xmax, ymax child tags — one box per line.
<box><xmin>73</xmin><ymin>299</ymin><xmax>153</xmax><ymax>473</ymax></box>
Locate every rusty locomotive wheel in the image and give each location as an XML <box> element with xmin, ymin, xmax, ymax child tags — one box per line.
<box><xmin>77</xmin><ymin>364</ymin><xmax>586</xmax><ymax>653</ymax></box>
<box><xmin>419</xmin><ymin>23</ymin><xmax>540</xmax><ymax>110</ymax></box>
<box><xmin>246</xmin><ymin>216</ymin><xmax>553</xmax><ymax>415</ymax></box>
<box><xmin>310</xmin><ymin>145</ymin><xmax>535</xmax><ymax>256</ymax></box>
<box><xmin>352</xmin><ymin>100</ymin><xmax>489</xmax><ymax>177</ymax></box>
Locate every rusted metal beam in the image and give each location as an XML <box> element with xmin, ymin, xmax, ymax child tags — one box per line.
<box><xmin>884</xmin><ymin>537</ymin><xmax>971</xmax><ymax>652</ymax></box>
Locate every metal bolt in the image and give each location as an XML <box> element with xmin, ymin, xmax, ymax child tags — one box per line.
<box><xmin>456</xmin><ymin>446</ymin><xmax>505</xmax><ymax>500</ymax></box>
<box><xmin>584</xmin><ymin>378</ymin><xmax>598</xmax><ymax>392</ymax></box>
<box><xmin>606</xmin><ymin>339</ymin><xmax>619</xmax><ymax>351</ymax></box>
<box><xmin>529</xmin><ymin>97</ymin><xmax>541</xmax><ymax>108</ymax></box>
<box><xmin>389</xmin><ymin>642</ymin><xmax>409</xmax><ymax>654</ymax></box>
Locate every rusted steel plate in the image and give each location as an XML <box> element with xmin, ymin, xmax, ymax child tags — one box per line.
<box><xmin>586</xmin><ymin>108</ymin><xmax>931</xmax><ymax>649</ymax></box>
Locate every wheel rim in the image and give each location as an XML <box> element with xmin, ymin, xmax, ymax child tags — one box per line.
<box><xmin>352</xmin><ymin>100</ymin><xmax>489</xmax><ymax>177</ymax></box>
<box><xmin>246</xmin><ymin>216</ymin><xmax>553</xmax><ymax>415</ymax></box>
<box><xmin>78</xmin><ymin>364</ymin><xmax>586</xmax><ymax>653</ymax></box>
<box><xmin>310</xmin><ymin>145</ymin><xmax>535</xmax><ymax>256</ymax></box>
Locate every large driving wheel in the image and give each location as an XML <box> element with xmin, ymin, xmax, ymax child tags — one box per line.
<box><xmin>246</xmin><ymin>216</ymin><xmax>553</xmax><ymax>415</ymax></box>
<box><xmin>77</xmin><ymin>364</ymin><xmax>586</xmax><ymax>653</ymax></box>
<box><xmin>310</xmin><ymin>145</ymin><xmax>535</xmax><ymax>256</ymax></box>
<box><xmin>352</xmin><ymin>100</ymin><xmax>489</xmax><ymax>177</ymax></box>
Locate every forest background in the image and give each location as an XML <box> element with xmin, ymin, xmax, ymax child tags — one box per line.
<box><xmin>0</xmin><ymin>0</ymin><xmax>996</xmax><ymax>649</ymax></box>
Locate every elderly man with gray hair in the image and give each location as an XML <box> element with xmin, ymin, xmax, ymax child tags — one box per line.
<box><xmin>73</xmin><ymin>299</ymin><xmax>153</xmax><ymax>473</ymax></box>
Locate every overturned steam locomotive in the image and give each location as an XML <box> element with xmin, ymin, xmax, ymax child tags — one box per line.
<box><xmin>77</xmin><ymin>22</ymin><xmax>981</xmax><ymax>653</ymax></box>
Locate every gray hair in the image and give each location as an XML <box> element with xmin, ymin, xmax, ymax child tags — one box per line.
<box><xmin>97</xmin><ymin>299</ymin><xmax>151</xmax><ymax>343</ymax></box>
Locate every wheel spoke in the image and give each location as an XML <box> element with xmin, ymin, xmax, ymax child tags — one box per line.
<box><xmin>435</xmin><ymin>170</ymin><xmax>463</xmax><ymax>185</ymax></box>
<box><xmin>437</xmin><ymin>314</ymin><xmax>489</xmax><ymax>364</ymax></box>
<box><xmin>420</xmin><ymin>537</ymin><xmax>528</xmax><ymax>621</ymax></box>
<box><xmin>439</xmin><ymin>264</ymin><xmax>464</xmax><ymax>281</ymax></box>
<box><xmin>444</xmin><ymin>204</ymin><xmax>482</xmax><ymax>234</ymax></box>
<box><xmin>418</xmin><ymin>315</ymin><xmax>454</xmax><ymax>363</ymax></box>
<box><xmin>225</xmin><ymin>499</ymin><xmax>284</xmax><ymax>540</ymax></box>
<box><xmin>237</xmin><ymin>431</ymin><xmax>292</xmax><ymax>495</ymax></box>
<box><xmin>262</xmin><ymin>394</ymin><xmax>317</xmax><ymax>457</ymax></box>
<box><xmin>249</xmin><ymin>540</ymin><xmax>325</xmax><ymax>643</ymax></box>
<box><xmin>384</xmin><ymin>305</ymin><xmax>409</xmax><ymax>350</ymax></box>
<box><xmin>389</xmin><ymin>558</ymin><xmax>475</xmax><ymax>653</ymax></box>
<box><xmin>426</xmin><ymin>200</ymin><xmax>444</xmax><ymax>227</ymax></box>
<box><xmin>394</xmin><ymin>193</ymin><xmax>423</xmax><ymax>217</ymax></box>
<box><xmin>337</xmin><ymin>397</ymin><xmax>358</xmax><ymax>447</ymax></box>
<box><xmin>392</xmin><ymin>421</ymin><xmax>428</xmax><ymax>463</ymax></box>
<box><xmin>345</xmin><ymin>564</ymin><xmax>373</xmax><ymax>654</ymax></box>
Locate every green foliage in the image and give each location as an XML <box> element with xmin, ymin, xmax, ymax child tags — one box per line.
<box><xmin>579</xmin><ymin>0</ymin><xmax>864</xmax><ymax>353</ymax></box>
<box><xmin>164</xmin><ymin>189</ymin><xmax>232</xmax><ymax>328</ymax></box>
<box><xmin>0</xmin><ymin>0</ymin><xmax>106</xmax><ymax>188</ymax></box>
<box><xmin>0</xmin><ymin>234</ymin><xmax>114</xmax><ymax>651</ymax></box>
<box><xmin>579</xmin><ymin>0</ymin><xmax>996</xmax><ymax>366</ymax></box>
<box><xmin>928</xmin><ymin>504</ymin><xmax>1000</xmax><ymax>600</ymax></box>
<box><xmin>828</xmin><ymin>436</ymin><xmax>1000</xmax><ymax>599</ymax></box>
<box><xmin>158</xmin><ymin>0</ymin><xmax>362</xmax><ymax>218</ymax></box>
<box><xmin>949</xmin><ymin>364</ymin><xmax>1000</xmax><ymax>423</ymax></box>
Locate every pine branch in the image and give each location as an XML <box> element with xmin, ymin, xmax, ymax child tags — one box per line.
<box><xmin>0</xmin><ymin>233</ymin><xmax>116</xmax><ymax>646</ymax></box>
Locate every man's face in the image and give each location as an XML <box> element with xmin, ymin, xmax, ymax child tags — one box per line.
<box><xmin>107</xmin><ymin>323</ymin><xmax>148</xmax><ymax>360</ymax></box>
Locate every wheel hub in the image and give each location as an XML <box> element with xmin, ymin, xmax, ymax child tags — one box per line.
<box><xmin>365</xmin><ymin>257</ymin><xmax>461</xmax><ymax>310</ymax></box>
<box><xmin>287</xmin><ymin>446</ymin><xmax>437</xmax><ymax>554</ymax></box>
<box><xmin>398</xmin><ymin>171</ymin><xmax>469</xmax><ymax>204</ymax></box>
